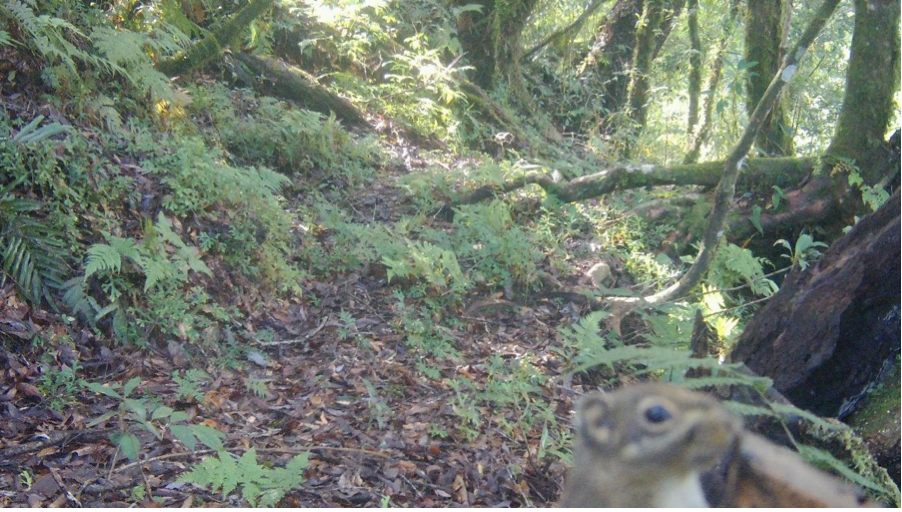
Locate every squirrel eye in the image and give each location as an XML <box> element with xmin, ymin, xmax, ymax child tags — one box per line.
<box><xmin>644</xmin><ymin>404</ymin><xmax>672</xmax><ymax>424</ymax></box>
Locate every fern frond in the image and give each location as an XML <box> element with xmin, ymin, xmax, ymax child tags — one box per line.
<box><xmin>0</xmin><ymin>191</ymin><xmax>69</xmax><ymax>306</ymax></box>
<box><xmin>84</xmin><ymin>243</ymin><xmax>122</xmax><ymax>278</ymax></box>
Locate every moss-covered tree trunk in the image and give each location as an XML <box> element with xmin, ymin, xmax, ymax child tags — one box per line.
<box><xmin>733</xmin><ymin>0</ymin><xmax>901</xmax><ymax>242</ymax></box>
<box><xmin>744</xmin><ymin>0</ymin><xmax>794</xmax><ymax>156</ymax></box>
<box><xmin>455</xmin><ymin>0</ymin><xmax>539</xmax><ymax>93</ymax></box>
<box><xmin>686</xmin><ymin>0</ymin><xmax>701</xmax><ymax>134</ymax></box>
<box><xmin>625</xmin><ymin>0</ymin><xmax>664</xmax><ymax>130</ymax></box>
<box><xmin>824</xmin><ymin>0</ymin><xmax>901</xmax><ymax>182</ymax></box>
<box><xmin>580</xmin><ymin>0</ymin><xmax>644</xmax><ymax>119</ymax></box>
<box><xmin>581</xmin><ymin>0</ymin><xmax>683</xmax><ymax>128</ymax></box>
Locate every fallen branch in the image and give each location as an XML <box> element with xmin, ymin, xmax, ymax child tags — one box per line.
<box><xmin>442</xmin><ymin>156</ymin><xmax>815</xmax><ymax>215</ymax></box>
<box><xmin>0</xmin><ymin>428</ymin><xmax>115</xmax><ymax>459</ymax></box>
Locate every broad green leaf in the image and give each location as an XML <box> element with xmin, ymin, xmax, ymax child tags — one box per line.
<box><xmin>123</xmin><ymin>377</ymin><xmax>141</xmax><ymax>397</ymax></box>
<box><xmin>114</xmin><ymin>431</ymin><xmax>141</xmax><ymax>461</ymax></box>
<box><xmin>170</xmin><ymin>424</ymin><xmax>197</xmax><ymax>451</ymax></box>
<box><xmin>170</xmin><ymin>411</ymin><xmax>189</xmax><ymax>423</ymax></box>
<box><xmin>191</xmin><ymin>425</ymin><xmax>225</xmax><ymax>451</ymax></box>
<box><xmin>124</xmin><ymin>398</ymin><xmax>147</xmax><ymax>419</ymax></box>
<box><xmin>86</xmin><ymin>410</ymin><xmax>117</xmax><ymax>427</ymax></box>
<box><xmin>85</xmin><ymin>382</ymin><xmax>121</xmax><ymax>399</ymax></box>
<box><xmin>151</xmin><ymin>406</ymin><xmax>174</xmax><ymax>420</ymax></box>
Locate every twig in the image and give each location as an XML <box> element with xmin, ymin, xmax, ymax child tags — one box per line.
<box><xmin>0</xmin><ymin>428</ymin><xmax>116</xmax><ymax>459</ymax></box>
<box><xmin>254</xmin><ymin>317</ymin><xmax>334</xmax><ymax>346</ymax></box>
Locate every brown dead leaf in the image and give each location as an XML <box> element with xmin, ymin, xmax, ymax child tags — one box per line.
<box><xmin>16</xmin><ymin>382</ymin><xmax>42</xmax><ymax>399</ymax></box>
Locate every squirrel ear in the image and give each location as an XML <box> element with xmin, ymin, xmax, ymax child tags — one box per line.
<box><xmin>578</xmin><ymin>391</ymin><xmax>610</xmax><ymax>432</ymax></box>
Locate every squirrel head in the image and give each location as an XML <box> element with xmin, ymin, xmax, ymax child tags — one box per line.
<box><xmin>576</xmin><ymin>384</ymin><xmax>741</xmax><ymax>477</ymax></box>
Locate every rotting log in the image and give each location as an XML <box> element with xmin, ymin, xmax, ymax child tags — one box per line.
<box><xmin>729</xmin><ymin>190</ymin><xmax>900</xmax><ymax>418</ymax></box>
<box><xmin>232</xmin><ymin>53</ymin><xmax>371</xmax><ymax>130</ymax></box>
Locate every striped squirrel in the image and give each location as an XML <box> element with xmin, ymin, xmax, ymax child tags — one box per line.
<box><xmin>560</xmin><ymin>384</ymin><xmax>875</xmax><ymax>507</ymax></box>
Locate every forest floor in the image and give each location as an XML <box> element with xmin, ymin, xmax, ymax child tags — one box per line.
<box><xmin>0</xmin><ymin>101</ymin><xmax>619</xmax><ymax>507</ymax></box>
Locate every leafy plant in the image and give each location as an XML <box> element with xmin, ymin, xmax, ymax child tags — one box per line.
<box><xmin>173</xmin><ymin>369</ymin><xmax>212</xmax><ymax>402</ymax></box>
<box><xmin>0</xmin><ymin>176</ymin><xmax>69</xmax><ymax>307</ymax></box>
<box><xmin>362</xmin><ymin>378</ymin><xmax>393</xmax><ymax>430</ymax></box>
<box><xmin>179</xmin><ymin>448</ymin><xmax>309</xmax><ymax>507</ymax></box>
<box><xmin>775</xmin><ymin>233</ymin><xmax>828</xmax><ymax>271</ymax></box>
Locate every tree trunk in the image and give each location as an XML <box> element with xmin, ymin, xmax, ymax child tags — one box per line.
<box><xmin>580</xmin><ymin>0</ymin><xmax>683</xmax><ymax>125</ymax></box>
<box><xmin>824</xmin><ymin>0</ymin><xmax>901</xmax><ymax>183</ymax></box>
<box><xmin>744</xmin><ymin>0</ymin><xmax>794</xmax><ymax>155</ymax></box>
<box><xmin>729</xmin><ymin>190</ymin><xmax>900</xmax><ymax>418</ymax></box>
<box><xmin>686</xmin><ymin>0</ymin><xmax>701</xmax><ymax>135</ymax></box>
<box><xmin>455</xmin><ymin>0</ymin><xmax>539</xmax><ymax>92</ymax></box>
<box><xmin>579</xmin><ymin>0</ymin><xmax>644</xmax><ymax>119</ymax></box>
<box><xmin>625</xmin><ymin>0</ymin><xmax>665</xmax><ymax>135</ymax></box>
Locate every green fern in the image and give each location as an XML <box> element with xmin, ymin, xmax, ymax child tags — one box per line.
<box><xmin>0</xmin><ymin>178</ymin><xmax>69</xmax><ymax>307</ymax></box>
<box><xmin>1</xmin><ymin>0</ymin><xmax>97</xmax><ymax>73</ymax></box>
<box><xmin>61</xmin><ymin>275</ymin><xmax>101</xmax><ymax>323</ymax></box>
<box><xmin>179</xmin><ymin>448</ymin><xmax>309</xmax><ymax>507</ymax></box>
<box><xmin>84</xmin><ymin>243</ymin><xmax>123</xmax><ymax>278</ymax></box>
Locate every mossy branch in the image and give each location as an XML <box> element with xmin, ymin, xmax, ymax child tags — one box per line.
<box><xmin>156</xmin><ymin>0</ymin><xmax>275</xmax><ymax>77</ymax></box>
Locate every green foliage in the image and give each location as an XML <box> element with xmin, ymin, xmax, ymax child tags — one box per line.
<box><xmin>37</xmin><ymin>355</ymin><xmax>82</xmax><ymax>411</ymax></box>
<box><xmin>1</xmin><ymin>0</ymin><xmax>182</xmax><ymax>100</ymax></box>
<box><xmin>452</xmin><ymin>200</ymin><xmax>543</xmax><ymax>289</ymax></box>
<box><xmin>383</xmin><ymin>240</ymin><xmax>468</xmax><ymax>293</ymax></box>
<box><xmin>847</xmin><ymin>168</ymin><xmax>890</xmax><ymax>212</ymax></box>
<box><xmin>707</xmin><ymin>242</ymin><xmax>778</xmax><ymax>297</ymax></box>
<box><xmin>775</xmin><ymin>233</ymin><xmax>828</xmax><ymax>271</ymax></box>
<box><xmin>63</xmin><ymin>213</ymin><xmax>212</xmax><ymax>326</ymax></box>
<box><xmin>188</xmin><ymin>84</ymin><xmax>380</xmax><ymax>184</ymax></box>
<box><xmin>179</xmin><ymin>448</ymin><xmax>309</xmax><ymax>507</ymax></box>
<box><xmin>81</xmin><ymin>378</ymin><xmax>158</xmax><ymax>460</ymax></box>
<box><xmin>0</xmin><ymin>179</ymin><xmax>69</xmax><ymax>307</ymax></box>
<box><xmin>362</xmin><ymin>378</ymin><xmax>393</xmax><ymax>429</ymax></box>
<box><xmin>173</xmin><ymin>369</ymin><xmax>212</xmax><ymax>402</ymax></box>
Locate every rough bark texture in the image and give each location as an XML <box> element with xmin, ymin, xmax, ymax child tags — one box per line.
<box><xmin>730</xmin><ymin>191</ymin><xmax>900</xmax><ymax>418</ymax></box>
<box><xmin>684</xmin><ymin>0</ymin><xmax>740</xmax><ymax>164</ymax></box>
<box><xmin>824</xmin><ymin>0</ymin><xmax>901</xmax><ymax>182</ymax></box>
<box><xmin>232</xmin><ymin>53</ymin><xmax>370</xmax><ymax>130</ymax></box>
<box><xmin>455</xmin><ymin>0</ymin><xmax>539</xmax><ymax>92</ymax></box>
<box><xmin>686</xmin><ymin>0</ymin><xmax>701</xmax><ymax>134</ymax></box>
<box><xmin>625</xmin><ymin>0</ymin><xmax>665</xmax><ymax>132</ymax></box>
<box><xmin>744</xmin><ymin>0</ymin><xmax>794</xmax><ymax>156</ymax></box>
<box><xmin>580</xmin><ymin>0</ymin><xmax>644</xmax><ymax>117</ymax></box>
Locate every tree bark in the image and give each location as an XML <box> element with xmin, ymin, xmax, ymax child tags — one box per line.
<box><xmin>744</xmin><ymin>0</ymin><xmax>794</xmax><ymax>156</ymax></box>
<box><xmin>823</xmin><ymin>0</ymin><xmax>901</xmax><ymax>182</ymax></box>
<box><xmin>686</xmin><ymin>0</ymin><xmax>701</xmax><ymax>135</ymax></box>
<box><xmin>684</xmin><ymin>0</ymin><xmax>741</xmax><ymax>164</ymax></box>
<box><xmin>455</xmin><ymin>0</ymin><xmax>539</xmax><ymax>92</ymax></box>
<box><xmin>624</xmin><ymin>0</ymin><xmax>665</xmax><ymax>137</ymax></box>
<box><xmin>729</xmin><ymin>190</ymin><xmax>900</xmax><ymax>417</ymax></box>
<box><xmin>447</xmin><ymin>156</ymin><xmax>815</xmax><ymax>209</ymax></box>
